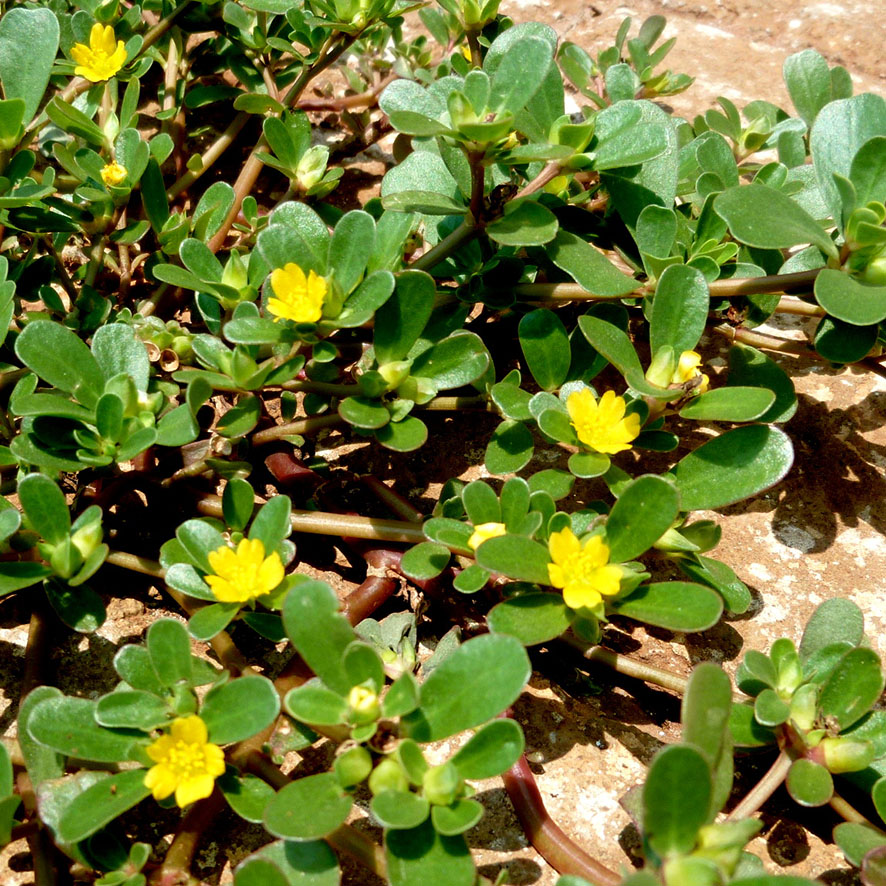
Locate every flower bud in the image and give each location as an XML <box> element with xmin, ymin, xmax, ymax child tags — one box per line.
<box><xmin>368</xmin><ymin>757</ymin><xmax>410</xmax><ymax>795</ymax></box>
<box><xmin>378</xmin><ymin>360</ymin><xmax>412</xmax><ymax>390</ymax></box>
<box><xmin>71</xmin><ymin>519</ymin><xmax>104</xmax><ymax>560</ymax></box>
<box><xmin>820</xmin><ymin>737</ymin><xmax>875</xmax><ymax>773</ymax></box>
<box><xmin>348</xmin><ymin>684</ymin><xmax>381</xmax><ymax>726</ymax></box>
<box><xmin>422</xmin><ymin>762</ymin><xmax>462</xmax><ymax>806</ymax></box>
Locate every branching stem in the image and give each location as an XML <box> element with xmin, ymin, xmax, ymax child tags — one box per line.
<box><xmin>725</xmin><ymin>750</ymin><xmax>792</xmax><ymax>820</ymax></box>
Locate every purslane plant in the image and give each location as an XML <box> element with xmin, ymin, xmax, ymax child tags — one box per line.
<box><xmin>1</xmin><ymin>0</ymin><xmax>886</xmax><ymax>884</ymax></box>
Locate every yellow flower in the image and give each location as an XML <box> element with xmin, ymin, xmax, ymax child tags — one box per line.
<box><xmin>144</xmin><ymin>715</ymin><xmax>226</xmax><ymax>807</ymax></box>
<box><xmin>100</xmin><ymin>161</ymin><xmax>127</xmax><ymax>187</ymax></box>
<box><xmin>205</xmin><ymin>537</ymin><xmax>284</xmax><ymax>604</ymax></box>
<box><xmin>672</xmin><ymin>350</ymin><xmax>709</xmax><ymax>393</ymax></box>
<box><xmin>71</xmin><ymin>24</ymin><xmax>128</xmax><ymax>83</ymax></box>
<box><xmin>566</xmin><ymin>389</ymin><xmax>641</xmax><ymax>455</ymax></box>
<box><xmin>268</xmin><ymin>263</ymin><xmax>327</xmax><ymax>323</ymax></box>
<box><xmin>547</xmin><ymin>527</ymin><xmax>623</xmax><ymax>610</ymax></box>
<box><xmin>467</xmin><ymin>521</ymin><xmax>506</xmax><ymax>551</ymax></box>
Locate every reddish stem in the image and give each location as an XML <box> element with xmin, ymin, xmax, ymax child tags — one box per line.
<box><xmin>502</xmin><ymin>755</ymin><xmax>622</xmax><ymax>886</ymax></box>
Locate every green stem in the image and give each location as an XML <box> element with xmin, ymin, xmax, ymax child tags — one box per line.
<box><xmin>465</xmin><ymin>27</ymin><xmax>483</xmax><ymax>68</ymax></box>
<box><xmin>167</xmin><ymin>112</ymin><xmax>251</xmax><ymax>199</ymax></box>
<box><xmin>515</xmin><ymin>160</ymin><xmax>564</xmax><ymax>199</ymax></box>
<box><xmin>514</xmin><ymin>268</ymin><xmax>822</xmax><ymax>303</ymax></box>
<box><xmin>563</xmin><ymin>637</ymin><xmax>689</xmax><ymax>695</ymax></box>
<box><xmin>196</xmin><ymin>496</ymin><xmax>427</xmax><ymax>543</ymax></box>
<box><xmin>250</xmin><ymin>413</ymin><xmax>345</xmax><ymax>445</ymax></box>
<box><xmin>829</xmin><ymin>790</ymin><xmax>883</xmax><ymax>829</ymax></box>
<box><xmin>711</xmin><ymin>323</ymin><xmax>811</xmax><ymax>356</ymax></box>
<box><xmin>725</xmin><ymin>749</ymin><xmax>792</xmax><ymax>820</ymax></box>
<box><xmin>410</xmin><ymin>219</ymin><xmax>477</xmax><ymax>272</ymax></box>
<box><xmin>207</xmin><ymin>34</ymin><xmax>357</xmax><ymax>253</ymax></box>
<box><xmin>419</xmin><ymin>395</ymin><xmax>491</xmax><ymax>411</ymax></box>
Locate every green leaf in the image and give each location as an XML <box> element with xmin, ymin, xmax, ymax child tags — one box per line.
<box><xmin>15</xmin><ymin>321</ymin><xmax>104</xmax><ymax>407</ymax></box>
<box><xmin>27</xmin><ymin>696</ymin><xmax>143</xmax><ymax>762</ymax></box>
<box><xmin>783</xmin><ymin>49</ymin><xmax>832</xmax><ymax>128</ymax></box>
<box><xmin>219</xmin><ymin>772</ymin><xmax>276</xmax><ymax>824</ymax></box>
<box><xmin>383</xmin><ymin>673</ymin><xmax>420</xmax><ymax>719</ymax></box>
<box><xmin>715</xmin><ymin>184</ymin><xmax>838</xmax><ymax>259</ymax></box>
<box><xmin>56</xmin><ymin>769</ymin><xmax>151</xmax><ymax>844</ymax></box>
<box><xmin>451</xmin><ymin>719</ymin><xmax>525</xmax><ymax>780</ymax></box>
<box><xmin>485</xmin><ymin>420</ymin><xmax>533</xmax><ymax>475</ymax></box>
<box><xmin>819</xmin><ymin>647</ymin><xmax>885</xmax><ymax>730</ymax></box>
<box><xmin>610</xmin><ymin>582</ymin><xmax>723</xmax><ymax>632</ymax></box>
<box><xmin>176</xmin><ymin>519</ymin><xmax>226</xmax><ymax>574</ymax></box>
<box><xmin>374</xmin><ymin>270</ymin><xmax>435</xmax><ymax>365</ymax></box>
<box><xmin>95</xmin><ymin>691</ymin><xmax>169</xmax><ymax>731</ymax></box>
<box><xmin>263</xmin><ymin>773</ymin><xmax>353</xmax><ymax>840</ymax></box>
<box><xmin>754</xmin><ymin>689</ymin><xmax>791</xmax><ymax>727</ymax></box>
<box><xmin>375</xmin><ymin>416</ymin><xmax>429</xmax><ymax>452</ymax></box>
<box><xmin>726</xmin><ymin>345</ymin><xmax>797</xmax><ymax>424</ymax></box>
<box><xmin>147</xmin><ymin>618</ymin><xmax>193</xmax><ymax>687</ymax></box>
<box><xmin>218</xmin><ymin>395</ymin><xmax>261</xmax><ymax>438</ymax></box>
<box><xmin>786</xmin><ymin>758</ymin><xmax>833</xmax><ymax>807</ymax></box>
<box><xmin>799</xmin><ymin>598</ymin><xmax>864</xmax><ymax>661</ymax></box>
<box><xmin>475</xmin><ymin>535</ymin><xmax>551</xmax><ymax>584</ymax></box>
<box><xmin>486</xmin><ymin>201</ymin><xmax>558</xmax><ymax>246</ymax></box>
<box><xmin>431</xmin><ymin>798</ymin><xmax>484</xmax><ymax>836</ymax></box>
<box><xmin>385</xmin><ymin>820</ymin><xmax>476</xmax><ymax>886</ymax></box>
<box><xmin>649</xmin><ymin>265</ymin><xmax>709</xmax><ymax>357</ymax></box>
<box><xmin>371</xmin><ymin>790</ymin><xmax>430</xmax><ymax>830</ymax></box>
<box><xmin>519</xmin><ymin>309</ymin><xmax>570</xmax><ymax>392</ymax></box>
<box><xmin>814</xmin><ymin>268</ymin><xmax>886</xmax><ymax>326</ymax></box>
<box><xmin>247</xmin><ymin>840</ymin><xmax>339</xmax><ymax>886</ymax></box>
<box><xmin>487</xmin><ymin>36</ymin><xmax>553</xmax><ymax>115</ymax></box>
<box><xmin>681</xmin><ymin>663</ymin><xmax>733</xmax><ymax>817</ymax></box>
<box><xmin>401</xmin><ymin>633</ymin><xmax>530</xmax><ymax>742</ymax></box>
<box><xmin>17</xmin><ymin>686</ymin><xmax>64</xmax><ymax>787</ymax></box>
<box><xmin>285</xmin><ymin>682</ymin><xmax>348</xmax><ymax>726</ymax></box>
<box><xmin>670</xmin><ymin>425</ymin><xmax>794</xmax><ymax>511</ymax></box>
<box><xmin>577</xmin><ymin>315</ymin><xmax>672</xmax><ymax>398</ymax></box>
<box><xmin>0</xmin><ymin>8</ymin><xmax>60</xmax><ymax>121</ymax></box>
<box><xmin>811</xmin><ymin>94</ymin><xmax>886</xmax><ymax>224</ymax></box>
<box><xmin>328</xmin><ymin>210</ymin><xmax>375</xmax><ymax>295</ymax></box>
<box><xmin>234</xmin><ymin>858</ymin><xmax>290</xmax><ymax>886</ymax></box>
<box><xmin>282</xmin><ymin>581</ymin><xmax>356</xmax><ymax>695</ymax></box>
<box><xmin>643</xmin><ymin>745</ymin><xmax>711</xmax><ymax>856</ymax></box>
<box><xmin>248</xmin><ymin>494</ymin><xmax>292</xmax><ymax>555</ymax></box>
<box><xmin>488</xmin><ymin>593</ymin><xmax>573</xmax><ymax>646</ymax></box>
<box><xmin>92</xmin><ymin>323</ymin><xmax>150</xmax><ymax>391</ymax></box>
<box><xmin>18</xmin><ymin>473</ymin><xmax>70</xmax><ymax>544</ymax></box>
<box><xmin>814</xmin><ymin>315</ymin><xmax>878</xmax><ymax>362</ymax></box>
<box><xmin>528</xmin><ymin>469</ymin><xmax>574</xmax><ymax>501</ymax></box>
<box><xmin>834</xmin><ymin>822</ymin><xmax>886</xmax><ymax>867</ymax></box>
<box><xmin>165</xmin><ymin>563</ymin><xmax>216</xmax><ymax>601</ymax></box>
<box><xmin>339</xmin><ymin>396</ymin><xmax>390</xmax><ymax>430</ymax></box>
<box><xmin>188</xmin><ymin>601</ymin><xmax>240</xmax><ymax>641</ymax></box>
<box><xmin>401</xmin><ymin>542</ymin><xmax>450</xmax><ymax>581</ymax></box>
<box><xmin>223</xmin><ymin>477</ymin><xmax>256</xmax><ymax>533</ymax></box>
<box><xmin>677</xmin><ymin>555</ymin><xmax>751</xmax><ymax>615</ymax></box>
<box><xmin>411</xmin><ymin>332</ymin><xmax>489</xmax><ymax>390</ymax></box>
<box><xmin>462</xmin><ymin>480</ymin><xmax>500</xmax><ymax>525</ymax></box>
<box><xmin>141</xmin><ymin>159</ymin><xmax>169</xmax><ymax>231</ymax></box>
<box><xmin>568</xmin><ymin>451</ymin><xmax>611</xmax><ymax>478</ymax></box>
<box><xmin>259</xmin><ymin>217</ymin><xmax>328</xmax><ymax>279</ymax></box>
<box><xmin>547</xmin><ymin>230</ymin><xmax>638</xmax><ymax>296</ymax></box>
<box><xmin>201</xmin><ymin>674</ymin><xmax>280</xmax><ymax>744</ymax></box>
<box><xmin>45</xmin><ymin>577</ymin><xmax>106</xmax><ymax>633</ymax></box>
<box><xmin>605</xmin><ymin>475</ymin><xmax>680</xmax><ymax>562</ymax></box>
<box><xmin>678</xmin><ymin>387</ymin><xmax>776</xmax><ymax>422</ymax></box>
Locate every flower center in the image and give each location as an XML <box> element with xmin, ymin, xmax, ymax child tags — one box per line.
<box><xmin>162</xmin><ymin>739</ymin><xmax>210</xmax><ymax>780</ymax></box>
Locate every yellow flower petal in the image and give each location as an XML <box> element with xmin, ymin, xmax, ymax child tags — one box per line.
<box><xmin>268</xmin><ymin>263</ymin><xmax>327</xmax><ymax>323</ymax></box>
<box><xmin>101</xmin><ymin>161</ymin><xmax>127</xmax><ymax>187</ymax></box>
<box><xmin>175</xmin><ymin>774</ymin><xmax>216</xmax><ymax>808</ymax></box>
<box><xmin>547</xmin><ymin>528</ymin><xmax>624</xmax><ymax>611</ymax></box>
<box><xmin>672</xmin><ymin>350</ymin><xmax>709</xmax><ymax>393</ymax></box>
<box><xmin>205</xmin><ymin>537</ymin><xmax>284</xmax><ymax>603</ymax></box>
<box><xmin>566</xmin><ymin>388</ymin><xmax>641</xmax><ymax>455</ymax></box>
<box><xmin>71</xmin><ymin>23</ymin><xmax>127</xmax><ymax>82</ymax></box>
<box><xmin>467</xmin><ymin>522</ymin><xmax>507</xmax><ymax>551</ymax></box>
<box><xmin>143</xmin><ymin>716</ymin><xmax>225</xmax><ymax>808</ymax></box>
